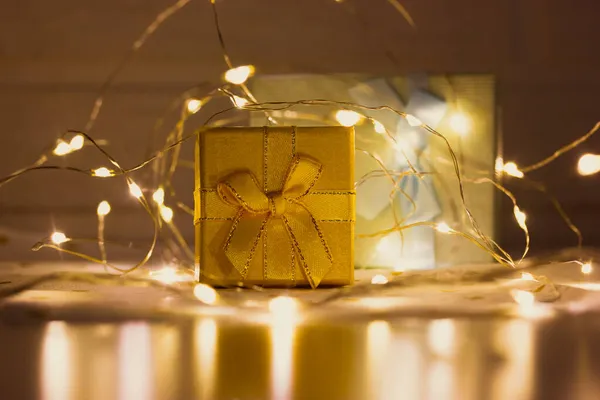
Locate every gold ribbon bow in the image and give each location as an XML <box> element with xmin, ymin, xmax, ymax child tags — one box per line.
<box><xmin>217</xmin><ymin>156</ymin><xmax>333</xmax><ymax>288</ymax></box>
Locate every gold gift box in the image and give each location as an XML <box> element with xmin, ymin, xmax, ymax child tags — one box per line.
<box><xmin>195</xmin><ymin>126</ymin><xmax>355</xmax><ymax>287</ymax></box>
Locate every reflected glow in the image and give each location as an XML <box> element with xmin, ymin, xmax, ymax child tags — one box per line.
<box><xmin>495</xmin><ymin>157</ymin><xmax>504</xmax><ymax>174</ymax></box>
<box><xmin>405</xmin><ymin>114</ymin><xmax>423</xmax><ymax>127</ymax></box>
<box><xmin>335</xmin><ymin>110</ymin><xmax>364</xmax><ymax>127</ymax></box>
<box><xmin>270</xmin><ymin>297</ymin><xmax>298</xmax><ymax>400</ymax></box>
<box><xmin>366</xmin><ymin>320</ymin><xmax>391</xmax><ymax>399</ymax></box>
<box><xmin>69</xmin><ymin>134</ymin><xmax>84</xmax><ymax>151</ymax></box>
<box><xmin>186</xmin><ymin>98</ymin><xmax>203</xmax><ymax>114</ymax></box>
<box><xmin>391</xmin><ymin>336</ymin><xmax>422</xmax><ymax>398</ymax></box>
<box><xmin>150</xmin><ymin>266</ymin><xmax>192</xmax><ymax>284</ymax></box>
<box><xmin>428</xmin><ymin>319</ymin><xmax>455</xmax><ymax>358</ymax></box>
<box><xmin>510</xmin><ymin>289</ymin><xmax>553</xmax><ymax>319</ymax></box>
<box><xmin>521</xmin><ymin>272</ymin><xmax>536</xmax><ymax>281</ymax></box>
<box><xmin>224</xmin><ymin>65</ymin><xmax>255</xmax><ymax>85</ymax></box>
<box><xmin>492</xmin><ymin>320</ymin><xmax>534</xmax><ymax>400</ymax></box>
<box><xmin>426</xmin><ymin>360</ymin><xmax>454</xmax><ymax>400</ymax></box>
<box><xmin>193</xmin><ymin>283</ymin><xmax>218</xmax><ymax>305</ymax></box>
<box><xmin>371</xmin><ymin>274</ymin><xmax>388</xmax><ymax>285</ymax></box>
<box><xmin>118</xmin><ymin>322</ymin><xmax>153</xmax><ymax>400</ymax></box>
<box><xmin>577</xmin><ymin>153</ymin><xmax>600</xmax><ymax>176</ymax></box>
<box><xmin>41</xmin><ymin>321</ymin><xmax>72</xmax><ymax>400</ymax></box>
<box><xmin>51</xmin><ymin>231</ymin><xmax>69</xmax><ymax>245</ymax></box>
<box><xmin>195</xmin><ymin>319</ymin><xmax>218</xmax><ymax>399</ymax></box>
<box><xmin>152</xmin><ymin>188</ymin><xmax>165</xmax><ymax>205</ymax></box>
<box><xmin>448</xmin><ymin>112</ymin><xmax>471</xmax><ymax>136</ymax></box>
<box><xmin>373</xmin><ymin>119</ymin><xmax>386</xmax><ymax>134</ymax></box>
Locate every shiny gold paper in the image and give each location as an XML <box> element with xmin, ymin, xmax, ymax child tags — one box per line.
<box><xmin>195</xmin><ymin>126</ymin><xmax>355</xmax><ymax>287</ymax></box>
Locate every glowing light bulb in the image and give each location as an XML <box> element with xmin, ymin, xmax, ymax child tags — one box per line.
<box><xmin>335</xmin><ymin>110</ymin><xmax>363</xmax><ymax>127</ymax></box>
<box><xmin>448</xmin><ymin>112</ymin><xmax>471</xmax><ymax>136</ymax></box>
<box><xmin>405</xmin><ymin>114</ymin><xmax>423</xmax><ymax>127</ymax></box>
<box><xmin>514</xmin><ymin>206</ymin><xmax>527</xmax><ymax>230</ymax></box>
<box><xmin>128</xmin><ymin>182</ymin><xmax>143</xmax><ymax>199</ymax></box>
<box><xmin>53</xmin><ymin>141</ymin><xmax>72</xmax><ymax>156</ymax></box>
<box><xmin>93</xmin><ymin>167</ymin><xmax>113</xmax><ymax>177</ymax></box>
<box><xmin>152</xmin><ymin>188</ymin><xmax>165</xmax><ymax>205</ymax></box>
<box><xmin>224</xmin><ymin>65</ymin><xmax>255</xmax><ymax>85</ymax></box>
<box><xmin>150</xmin><ymin>267</ymin><xmax>189</xmax><ymax>284</ymax></box>
<box><xmin>521</xmin><ymin>272</ymin><xmax>536</xmax><ymax>281</ymax></box>
<box><xmin>511</xmin><ymin>289</ymin><xmax>535</xmax><ymax>307</ymax></box>
<box><xmin>159</xmin><ymin>205</ymin><xmax>174</xmax><ymax>223</ymax></box>
<box><xmin>577</xmin><ymin>153</ymin><xmax>600</xmax><ymax>176</ymax></box>
<box><xmin>372</xmin><ymin>120</ymin><xmax>386</xmax><ymax>134</ymax></box>
<box><xmin>581</xmin><ymin>262</ymin><xmax>593</xmax><ymax>275</ymax></box>
<box><xmin>501</xmin><ymin>162</ymin><xmax>524</xmax><ymax>178</ymax></box>
<box><xmin>436</xmin><ymin>222</ymin><xmax>452</xmax><ymax>234</ymax></box>
<box><xmin>186</xmin><ymin>98</ymin><xmax>203</xmax><ymax>114</ymax></box>
<box><xmin>230</xmin><ymin>95</ymin><xmax>249</xmax><ymax>109</ymax></box>
<box><xmin>51</xmin><ymin>231</ymin><xmax>69</xmax><ymax>245</ymax></box>
<box><xmin>371</xmin><ymin>274</ymin><xmax>388</xmax><ymax>285</ymax></box>
<box><xmin>97</xmin><ymin>200</ymin><xmax>111</xmax><ymax>216</ymax></box>
<box><xmin>269</xmin><ymin>296</ymin><xmax>298</xmax><ymax>314</ymax></box>
<box><xmin>193</xmin><ymin>283</ymin><xmax>218</xmax><ymax>305</ymax></box>
<box><xmin>69</xmin><ymin>135</ymin><xmax>84</xmax><ymax>151</ymax></box>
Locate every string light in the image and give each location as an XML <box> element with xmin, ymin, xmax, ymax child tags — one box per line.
<box><xmin>230</xmin><ymin>95</ymin><xmax>249</xmax><ymax>109</ymax></box>
<box><xmin>405</xmin><ymin>114</ymin><xmax>423</xmax><ymax>127</ymax></box>
<box><xmin>152</xmin><ymin>188</ymin><xmax>165</xmax><ymax>205</ymax></box>
<box><xmin>53</xmin><ymin>141</ymin><xmax>72</xmax><ymax>156</ymax></box>
<box><xmin>581</xmin><ymin>262</ymin><xmax>593</xmax><ymax>274</ymax></box>
<box><xmin>159</xmin><ymin>205</ymin><xmax>174</xmax><ymax>223</ymax></box>
<box><xmin>193</xmin><ymin>283</ymin><xmax>218</xmax><ymax>305</ymax></box>
<box><xmin>128</xmin><ymin>181</ymin><xmax>143</xmax><ymax>199</ymax></box>
<box><xmin>97</xmin><ymin>200</ymin><xmax>111</xmax><ymax>216</ymax></box>
<box><xmin>92</xmin><ymin>167</ymin><xmax>113</xmax><ymax>178</ymax></box>
<box><xmin>69</xmin><ymin>134</ymin><xmax>84</xmax><ymax>151</ymax></box>
<box><xmin>224</xmin><ymin>65</ymin><xmax>255</xmax><ymax>85</ymax></box>
<box><xmin>448</xmin><ymin>112</ymin><xmax>471</xmax><ymax>136</ymax></box>
<box><xmin>186</xmin><ymin>98</ymin><xmax>203</xmax><ymax>114</ymax></box>
<box><xmin>371</xmin><ymin>274</ymin><xmax>388</xmax><ymax>285</ymax></box>
<box><xmin>577</xmin><ymin>153</ymin><xmax>600</xmax><ymax>176</ymax></box>
<box><xmin>372</xmin><ymin>119</ymin><xmax>386</xmax><ymax>134</ymax></box>
<box><xmin>50</xmin><ymin>232</ymin><xmax>69</xmax><ymax>245</ymax></box>
<box><xmin>513</xmin><ymin>206</ymin><xmax>527</xmax><ymax>230</ymax></box>
<box><xmin>335</xmin><ymin>110</ymin><xmax>364</xmax><ymax>127</ymax></box>
<box><xmin>500</xmin><ymin>162</ymin><xmax>524</xmax><ymax>178</ymax></box>
<box><xmin>435</xmin><ymin>222</ymin><xmax>453</xmax><ymax>234</ymax></box>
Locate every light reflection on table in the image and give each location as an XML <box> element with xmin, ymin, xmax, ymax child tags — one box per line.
<box><xmin>2</xmin><ymin>314</ymin><xmax>599</xmax><ymax>399</ymax></box>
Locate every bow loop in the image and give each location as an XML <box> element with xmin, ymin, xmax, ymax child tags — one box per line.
<box><xmin>218</xmin><ymin>155</ymin><xmax>332</xmax><ymax>288</ymax></box>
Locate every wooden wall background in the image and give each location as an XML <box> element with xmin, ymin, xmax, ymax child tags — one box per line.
<box><xmin>1</xmin><ymin>0</ymin><xmax>599</xmax><ymax>260</ymax></box>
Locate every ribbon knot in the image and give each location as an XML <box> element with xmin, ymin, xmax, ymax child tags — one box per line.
<box><xmin>216</xmin><ymin>155</ymin><xmax>333</xmax><ymax>288</ymax></box>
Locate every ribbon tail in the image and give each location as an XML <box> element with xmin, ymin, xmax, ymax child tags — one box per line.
<box><xmin>282</xmin><ymin>203</ymin><xmax>333</xmax><ymax>288</ymax></box>
<box><xmin>224</xmin><ymin>210</ymin><xmax>270</xmax><ymax>279</ymax></box>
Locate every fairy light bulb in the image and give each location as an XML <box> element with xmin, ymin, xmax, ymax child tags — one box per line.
<box><xmin>501</xmin><ymin>162</ymin><xmax>524</xmax><ymax>178</ymax></box>
<box><xmin>577</xmin><ymin>153</ymin><xmax>600</xmax><ymax>176</ymax></box>
<box><xmin>186</xmin><ymin>98</ymin><xmax>203</xmax><ymax>114</ymax></box>
<box><xmin>581</xmin><ymin>262</ymin><xmax>593</xmax><ymax>275</ymax></box>
<box><xmin>50</xmin><ymin>231</ymin><xmax>69</xmax><ymax>245</ymax></box>
<box><xmin>231</xmin><ymin>95</ymin><xmax>249</xmax><ymax>109</ymax></box>
<box><xmin>93</xmin><ymin>167</ymin><xmax>113</xmax><ymax>177</ymax></box>
<box><xmin>371</xmin><ymin>274</ymin><xmax>388</xmax><ymax>285</ymax></box>
<box><xmin>152</xmin><ymin>188</ymin><xmax>165</xmax><ymax>205</ymax></box>
<box><xmin>514</xmin><ymin>206</ymin><xmax>527</xmax><ymax>230</ymax></box>
<box><xmin>193</xmin><ymin>283</ymin><xmax>218</xmax><ymax>305</ymax></box>
<box><xmin>436</xmin><ymin>222</ymin><xmax>452</xmax><ymax>234</ymax></box>
<box><xmin>405</xmin><ymin>114</ymin><xmax>423</xmax><ymax>127</ymax></box>
<box><xmin>224</xmin><ymin>65</ymin><xmax>255</xmax><ymax>85</ymax></box>
<box><xmin>97</xmin><ymin>200</ymin><xmax>111</xmax><ymax>216</ymax></box>
<box><xmin>372</xmin><ymin>120</ymin><xmax>386</xmax><ymax>134</ymax></box>
<box><xmin>448</xmin><ymin>112</ymin><xmax>471</xmax><ymax>136</ymax></box>
<box><xmin>53</xmin><ymin>141</ymin><xmax>72</xmax><ymax>156</ymax></box>
<box><xmin>128</xmin><ymin>181</ymin><xmax>143</xmax><ymax>199</ymax></box>
<box><xmin>521</xmin><ymin>272</ymin><xmax>536</xmax><ymax>281</ymax></box>
<box><xmin>150</xmin><ymin>266</ymin><xmax>190</xmax><ymax>284</ymax></box>
<box><xmin>335</xmin><ymin>110</ymin><xmax>363</xmax><ymax>127</ymax></box>
<box><xmin>69</xmin><ymin>134</ymin><xmax>84</xmax><ymax>151</ymax></box>
<box><xmin>159</xmin><ymin>205</ymin><xmax>174</xmax><ymax>223</ymax></box>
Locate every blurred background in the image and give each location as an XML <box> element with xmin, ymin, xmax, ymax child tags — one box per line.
<box><xmin>1</xmin><ymin>0</ymin><xmax>599</xmax><ymax>261</ymax></box>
